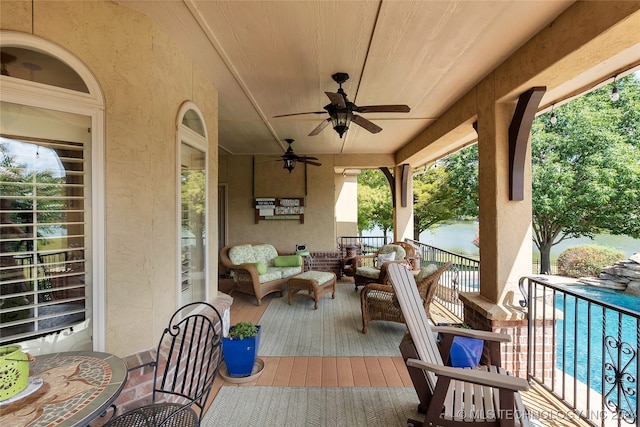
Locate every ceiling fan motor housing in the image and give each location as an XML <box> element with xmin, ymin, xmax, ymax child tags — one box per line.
<box><xmin>273</xmin><ymin>72</ymin><xmax>409</xmax><ymax>138</ymax></box>
<box><xmin>331</xmin><ymin>72</ymin><xmax>349</xmax><ymax>85</ymax></box>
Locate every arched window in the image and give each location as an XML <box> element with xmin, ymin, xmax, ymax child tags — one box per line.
<box><xmin>0</xmin><ymin>31</ymin><xmax>105</xmax><ymax>354</ymax></box>
<box><xmin>177</xmin><ymin>102</ymin><xmax>209</xmax><ymax>305</ymax></box>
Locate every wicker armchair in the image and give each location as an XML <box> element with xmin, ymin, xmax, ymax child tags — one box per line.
<box><xmin>353</xmin><ymin>241</ymin><xmax>416</xmax><ymax>291</ymax></box>
<box><xmin>360</xmin><ymin>261</ymin><xmax>453</xmax><ymax>334</ymax></box>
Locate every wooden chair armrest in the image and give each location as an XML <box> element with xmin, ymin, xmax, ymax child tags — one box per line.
<box><xmin>406</xmin><ymin>359</ymin><xmax>529</xmax><ymax>391</ymax></box>
<box><xmin>432</xmin><ymin>326</ymin><xmax>512</xmax><ymax>343</ymax></box>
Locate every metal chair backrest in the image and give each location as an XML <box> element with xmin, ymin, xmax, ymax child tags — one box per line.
<box><xmin>152</xmin><ymin>301</ymin><xmax>223</xmax><ymax>420</ymax></box>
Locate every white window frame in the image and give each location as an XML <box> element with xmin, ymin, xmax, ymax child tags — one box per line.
<box><xmin>0</xmin><ymin>31</ymin><xmax>106</xmax><ymax>350</ymax></box>
<box><xmin>176</xmin><ymin>102</ymin><xmax>209</xmax><ymax>305</ymax></box>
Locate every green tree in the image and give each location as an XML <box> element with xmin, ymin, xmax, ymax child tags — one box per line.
<box><xmin>531</xmin><ymin>75</ymin><xmax>640</xmax><ymax>273</ymax></box>
<box><xmin>442</xmin><ymin>147</ymin><xmax>479</xmax><ymax>219</ymax></box>
<box><xmin>412</xmin><ymin>164</ymin><xmax>459</xmax><ymax>239</ymax></box>
<box><xmin>443</xmin><ymin>74</ymin><xmax>640</xmax><ymax>274</ymax></box>
<box><xmin>1</xmin><ymin>141</ymin><xmax>66</xmax><ymax>249</ymax></box>
<box><xmin>181</xmin><ymin>169</ymin><xmax>206</xmax><ymax>270</ymax></box>
<box><xmin>357</xmin><ymin>169</ymin><xmax>393</xmax><ymax>237</ymax></box>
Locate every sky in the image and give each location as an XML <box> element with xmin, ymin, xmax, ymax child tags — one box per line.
<box><xmin>1</xmin><ymin>137</ymin><xmax>65</xmax><ymax>178</ymax></box>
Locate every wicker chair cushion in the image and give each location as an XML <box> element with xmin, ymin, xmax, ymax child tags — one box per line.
<box><xmin>416</xmin><ymin>264</ymin><xmax>438</xmax><ymax>282</ymax></box>
<box><xmin>378</xmin><ymin>244</ymin><xmax>406</xmax><ymax>260</ymax></box>
<box><xmin>357</xmin><ymin>265</ymin><xmax>383</xmax><ymax>279</ymax></box>
<box><xmin>391</xmin><ymin>264</ymin><xmax>439</xmax><ymax>308</ymax></box>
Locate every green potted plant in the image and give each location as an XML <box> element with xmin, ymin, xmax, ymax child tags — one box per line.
<box><xmin>222</xmin><ymin>321</ymin><xmax>261</xmax><ymax>377</ymax></box>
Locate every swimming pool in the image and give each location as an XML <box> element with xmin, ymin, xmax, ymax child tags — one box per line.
<box><xmin>555</xmin><ymin>285</ymin><xmax>638</xmax><ymax>416</ymax></box>
<box><xmin>567</xmin><ymin>285</ymin><xmax>640</xmax><ymax>314</ymax></box>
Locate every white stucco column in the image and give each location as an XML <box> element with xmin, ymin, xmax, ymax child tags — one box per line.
<box><xmin>393</xmin><ymin>164</ymin><xmax>414</xmax><ymax>243</ymax></box>
<box><xmin>475</xmin><ymin>78</ymin><xmax>533</xmax><ymax>306</ymax></box>
<box><xmin>335</xmin><ymin>171</ymin><xmax>359</xmax><ymax>238</ymax></box>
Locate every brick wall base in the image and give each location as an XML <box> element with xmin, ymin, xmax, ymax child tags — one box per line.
<box><xmin>459</xmin><ymin>292</ymin><xmax>555</xmax><ymax>380</ymax></box>
<box><xmin>306</xmin><ymin>251</ymin><xmax>342</xmax><ymax>276</ymax></box>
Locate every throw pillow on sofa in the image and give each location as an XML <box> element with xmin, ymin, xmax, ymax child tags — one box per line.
<box><xmin>274</xmin><ymin>255</ymin><xmax>302</xmax><ymax>267</ymax></box>
<box><xmin>242</xmin><ymin>262</ymin><xmax>267</xmax><ymax>275</ymax></box>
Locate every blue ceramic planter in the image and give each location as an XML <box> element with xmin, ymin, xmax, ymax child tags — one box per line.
<box><xmin>222</xmin><ymin>325</ymin><xmax>261</xmax><ymax>377</ymax></box>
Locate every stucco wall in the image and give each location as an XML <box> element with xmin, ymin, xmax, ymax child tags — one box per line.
<box><xmin>1</xmin><ymin>0</ymin><xmax>219</xmax><ymax>356</ymax></box>
<box><xmin>219</xmin><ymin>154</ymin><xmax>337</xmax><ymax>253</ymax></box>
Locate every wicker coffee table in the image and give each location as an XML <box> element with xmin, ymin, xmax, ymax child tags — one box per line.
<box><xmin>287</xmin><ymin>271</ymin><xmax>336</xmax><ymax>309</ymax></box>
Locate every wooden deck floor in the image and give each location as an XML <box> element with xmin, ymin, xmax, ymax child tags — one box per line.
<box><xmin>206</xmin><ymin>279</ymin><xmax>590</xmax><ymax>427</ymax></box>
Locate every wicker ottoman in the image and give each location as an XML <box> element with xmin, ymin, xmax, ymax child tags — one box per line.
<box><xmin>287</xmin><ymin>271</ymin><xmax>336</xmax><ymax>309</ymax></box>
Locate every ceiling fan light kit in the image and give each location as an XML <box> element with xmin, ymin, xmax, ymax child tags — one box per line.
<box><xmin>273</xmin><ymin>72</ymin><xmax>410</xmax><ymax>138</ymax></box>
<box><xmin>283</xmin><ymin>158</ymin><xmax>296</xmax><ymax>173</ymax></box>
<box><xmin>279</xmin><ymin>139</ymin><xmax>321</xmax><ymax>173</ymax></box>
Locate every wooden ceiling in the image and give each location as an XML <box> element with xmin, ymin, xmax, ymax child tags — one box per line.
<box><xmin>118</xmin><ymin>1</ymin><xmax>638</xmax><ymax>164</ymax></box>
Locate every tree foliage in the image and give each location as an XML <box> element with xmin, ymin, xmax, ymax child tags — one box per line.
<box><xmin>357</xmin><ymin>169</ymin><xmax>393</xmax><ymax>236</ymax></box>
<box><xmin>412</xmin><ymin>164</ymin><xmax>459</xmax><ymax>239</ymax></box>
<box><xmin>357</xmin><ymin>166</ymin><xmax>460</xmax><ymax>238</ymax></box>
<box><xmin>442</xmin><ymin>147</ymin><xmax>479</xmax><ymax>219</ymax></box>
<box><xmin>0</xmin><ymin>141</ymin><xmax>66</xmax><ymax>250</ymax></box>
<box><xmin>531</xmin><ymin>74</ymin><xmax>640</xmax><ymax>272</ymax></box>
<box><xmin>443</xmin><ymin>74</ymin><xmax>640</xmax><ymax>273</ymax></box>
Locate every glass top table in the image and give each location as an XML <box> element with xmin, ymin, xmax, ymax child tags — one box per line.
<box><xmin>0</xmin><ymin>350</ymin><xmax>128</xmax><ymax>426</ymax></box>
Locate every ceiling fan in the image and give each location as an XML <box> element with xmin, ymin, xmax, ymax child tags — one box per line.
<box><xmin>273</xmin><ymin>72</ymin><xmax>410</xmax><ymax>138</ymax></box>
<box><xmin>276</xmin><ymin>139</ymin><xmax>322</xmax><ymax>173</ymax></box>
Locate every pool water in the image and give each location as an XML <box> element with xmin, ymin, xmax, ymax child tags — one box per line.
<box><xmin>555</xmin><ymin>286</ymin><xmax>638</xmax><ymax>413</ymax></box>
<box><xmin>568</xmin><ymin>285</ymin><xmax>640</xmax><ymax>313</ymax></box>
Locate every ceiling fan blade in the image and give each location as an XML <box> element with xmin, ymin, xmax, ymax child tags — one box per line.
<box><xmin>355</xmin><ymin>105</ymin><xmax>411</xmax><ymax>113</ymax></box>
<box><xmin>352</xmin><ymin>115</ymin><xmax>382</xmax><ymax>133</ymax></box>
<box><xmin>273</xmin><ymin>111</ymin><xmax>326</xmax><ymax>118</ymax></box>
<box><xmin>299</xmin><ymin>159</ymin><xmax>322</xmax><ymax>166</ymax></box>
<box><xmin>325</xmin><ymin>92</ymin><xmax>347</xmax><ymax>109</ymax></box>
<box><xmin>308</xmin><ymin>119</ymin><xmax>330</xmax><ymax>136</ymax></box>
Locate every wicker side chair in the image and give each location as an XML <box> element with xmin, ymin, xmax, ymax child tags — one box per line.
<box><xmin>353</xmin><ymin>241</ymin><xmax>416</xmax><ymax>291</ymax></box>
<box><xmin>360</xmin><ymin>261</ymin><xmax>453</xmax><ymax>334</ymax></box>
<box><xmin>105</xmin><ymin>302</ymin><xmax>223</xmax><ymax>427</ymax></box>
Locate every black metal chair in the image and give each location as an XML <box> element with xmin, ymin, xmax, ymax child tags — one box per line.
<box><xmin>106</xmin><ymin>302</ymin><xmax>223</xmax><ymax>427</ymax></box>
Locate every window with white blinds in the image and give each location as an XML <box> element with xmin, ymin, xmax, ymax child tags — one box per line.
<box><xmin>1</xmin><ymin>134</ymin><xmax>88</xmax><ymax>345</ymax></box>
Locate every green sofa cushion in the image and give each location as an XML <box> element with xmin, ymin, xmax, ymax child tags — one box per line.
<box><xmin>274</xmin><ymin>255</ymin><xmax>303</xmax><ymax>267</ymax></box>
<box><xmin>242</xmin><ymin>262</ymin><xmax>267</xmax><ymax>275</ymax></box>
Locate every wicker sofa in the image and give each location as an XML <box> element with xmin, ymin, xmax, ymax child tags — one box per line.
<box><xmin>219</xmin><ymin>242</ymin><xmax>303</xmax><ymax>305</ymax></box>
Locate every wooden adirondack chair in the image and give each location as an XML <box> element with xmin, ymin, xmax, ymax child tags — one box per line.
<box><xmin>387</xmin><ymin>263</ymin><xmax>530</xmax><ymax>427</ymax></box>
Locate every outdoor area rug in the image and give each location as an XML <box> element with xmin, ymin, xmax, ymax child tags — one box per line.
<box><xmin>202</xmin><ymin>386</ymin><xmax>421</xmax><ymax>427</ymax></box>
<box><xmin>258</xmin><ymin>283</ymin><xmax>407</xmax><ymax>356</ymax></box>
